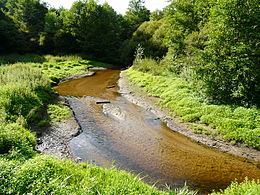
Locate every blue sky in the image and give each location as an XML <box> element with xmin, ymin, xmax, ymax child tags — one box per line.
<box><xmin>43</xmin><ymin>0</ymin><xmax>170</xmax><ymax>14</ymax></box>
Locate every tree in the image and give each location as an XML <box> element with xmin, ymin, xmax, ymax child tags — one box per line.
<box><xmin>165</xmin><ymin>0</ymin><xmax>200</xmax><ymax>58</ymax></box>
<box><xmin>150</xmin><ymin>9</ymin><xmax>164</xmax><ymax>21</ymax></box>
<box><xmin>0</xmin><ymin>9</ymin><xmax>24</xmax><ymax>53</ymax></box>
<box><xmin>5</xmin><ymin>0</ymin><xmax>48</xmax><ymax>51</ymax></box>
<box><xmin>62</xmin><ymin>0</ymin><xmax>125</xmax><ymax>63</ymax></box>
<box><xmin>195</xmin><ymin>0</ymin><xmax>260</xmax><ymax>105</ymax></box>
<box><xmin>120</xmin><ymin>19</ymin><xmax>168</xmax><ymax>65</ymax></box>
<box><xmin>124</xmin><ymin>0</ymin><xmax>150</xmax><ymax>37</ymax></box>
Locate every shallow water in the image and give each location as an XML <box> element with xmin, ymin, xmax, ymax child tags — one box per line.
<box><xmin>54</xmin><ymin>70</ymin><xmax>260</xmax><ymax>193</ymax></box>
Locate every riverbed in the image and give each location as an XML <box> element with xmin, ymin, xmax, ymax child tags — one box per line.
<box><xmin>53</xmin><ymin>69</ymin><xmax>260</xmax><ymax>193</ymax></box>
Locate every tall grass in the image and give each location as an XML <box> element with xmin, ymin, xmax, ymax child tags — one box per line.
<box><xmin>0</xmin><ymin>64</ymin><xmax>52</xmax><ymax>122</ymax></box>
<box><xmin>0</xmin><ymin>123</ymin><xmax>36</xmax><ymax>159</ymax></box>
<box><xmin>125</xmin><ymin>66</ymin><xmax>260</xmax><ymax>149</ymax></box>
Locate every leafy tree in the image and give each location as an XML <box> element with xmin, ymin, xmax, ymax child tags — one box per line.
<box><xmin>0</xmin><ymin>10</ymin><xmax>20</xmax><ymax>53</ymax></box>
<box><xmin>195</xmin><ymin>0</ymin><xmax>260</xmax><ymax>105</ymax></box>
<box><xmin>63</xmin><ymin>0</ymin><xmax>125</xmax><ymax>63</ymax></box>
<box><xmin>5</xmin><ymin>0</ymin><xmax>48</xmax><ymax>51</ymax></box>
<box><xmin>165</xmin><ymin>0</ymin><xmax>200</xmax><ymax>57</ymax></box>
<box><xmin>124</xmin><ymin>0</ymin><xmax>150</xmax><ymax>37</ymax></box>
<box><xmin>121</xmin><ymin>19</ymin><xmax>168</xmax><ymax>65</ymax></box>
<box><xmin>150</xmin><ymin>9</ymin><xmax>164</xmax><ymax>21</ymax></box>
<box><xmin>39</xmin><ymin>9</ymin><xmax>63</xmax><ymax>53</ymax></box>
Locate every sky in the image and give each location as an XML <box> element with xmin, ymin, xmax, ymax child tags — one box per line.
<box><xmin>43</xmin><ymin>0</ymin><xmax>170</xmax><ymax>14</ymax></box>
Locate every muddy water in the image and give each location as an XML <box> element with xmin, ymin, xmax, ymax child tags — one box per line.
<box><xmin>54</xmin><ymin>70</ymin><xmax>260</xmax><ymax>193</ymax></box>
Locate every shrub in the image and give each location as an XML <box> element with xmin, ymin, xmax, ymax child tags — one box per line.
<box><xmin>48</xmin><ymin>103</ymin><xmax>71</xmax><ymax>123</ymax></box>
<box><xmin>0</xmin><ymin>123</ymin><xmax>36</xmax><ymax>157</ymax></box>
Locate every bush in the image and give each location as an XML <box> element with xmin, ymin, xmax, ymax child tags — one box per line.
<box><xmin>0</xmin><ymin>123</ymin><xmax>36</xmax><ymax>157</ymax></box>
<box><xmin>133</xmin><ymin>58</ymin><xmax>169</xmax><ymax>76</ymax></box>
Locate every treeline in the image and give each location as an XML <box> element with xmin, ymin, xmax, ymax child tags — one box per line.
<box><xmin>0</xmin><ymin>0</ymin><xmax>150</xmax><ymax>64</ymax></box>
<box><xmin>0</xmin><ymin>0</ymin><xmax>259</xmax><ymax>106</ymax></box>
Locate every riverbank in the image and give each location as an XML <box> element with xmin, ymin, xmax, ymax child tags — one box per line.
<box><xmin>119</xmin><ymin>71</ymin><xmax>260</xmax><ymax>162</ymax></box>
<box><xmin>35</xmin><ymin>97</ymin><xmax>81</xmax><ymax>160</ymax></box>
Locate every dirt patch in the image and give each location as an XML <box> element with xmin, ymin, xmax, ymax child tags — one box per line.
<box><xmin>118</xmin><ymin>72</ymin><xmax>260</xmax><ymax>162</ymax></box>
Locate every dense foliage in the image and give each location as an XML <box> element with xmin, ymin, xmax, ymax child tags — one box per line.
<box><xmin>2</xmin><ymin>0</ymin><xmax>258</xmax><ymax>105</ymax></box>
<box><xmin>195</xmin><ymin>0</ymin><xmax>260</xmax><ymax>105</ymax></box>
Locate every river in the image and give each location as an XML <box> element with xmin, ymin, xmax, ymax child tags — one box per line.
<box><xmin>54</xmin><ymin>69</ymin><xmax>260</xmax><ymax>193</ymax></box>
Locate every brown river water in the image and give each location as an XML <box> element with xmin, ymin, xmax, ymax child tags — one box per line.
<box><xmin>54</xmin><ymin>70</ymin><xmax>260</xmax><ymax>193</ymax></box>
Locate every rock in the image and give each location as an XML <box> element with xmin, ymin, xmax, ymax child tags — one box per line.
<box><xmin>75</xmin><ymin>157</ymin><xmax>82</xmax><ymax>162</ymax></box>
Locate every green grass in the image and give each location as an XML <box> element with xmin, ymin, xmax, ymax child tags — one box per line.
<box><xmin>0</xmin><ymin>63</ymin><xmax>52</xmax><ymax>123</ymax></box>
<box><xmin>0</xmin><ymin>155</ymin><xmax>170</xmax><ymax>195</ymax></box>
<box><xmin>0</xmin><ymin>123</ymin><xmax>36</xmax><ymax>159</ymax></box>
<box><xmin>33</xmin><ymin>60</ymin><xmax>90</xmax><ymax>82</ymax></box>
<box><xmin>47</xmin><ymin>102</ymin><xmax>71</xmax><ymax>123</ymax></box>
<box><xmin>211</xmin><ymin>179</ymin><xmax>260</xmax><ymax>195</ymax></box>
<box><xmin>0</xmin><ymin>54</ymin><xmax>112</xmax><ymax>84</ymax></box>
<box><xmin>125</xmin><ymin>67</ymin><xmax>260</xmax><ymax>149</ymax></box>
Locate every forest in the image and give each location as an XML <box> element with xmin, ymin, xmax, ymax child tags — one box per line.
<box><xmin>0</xmin><ymin>0</ymin><xmax>259</xmax><ymax>194</ymax></box>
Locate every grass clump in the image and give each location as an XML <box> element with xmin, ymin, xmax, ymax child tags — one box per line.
<box><xmin>47</xmin><ymin>102</ymin><xmax>71</xmax><ymax>123</ymax></box>
<box><xmin>125</xmin><ymin>66</ymin><xmax>260</xmax><ymax>149</ymax></box>
<box><xmin>210</xmin><ymin>179</ymin><xmax>260</xmax><ymax>195</ymax></box>
<box><xmin>33</xmin><ymin>60</ymin><xmax>90</xmax><ymax>82</ymax></box>
<box><xmin>0</xmin><ymin>123</ymin><xmax>36</xmax><ymax>155</ymax></box>
<box><xmin>190</xmin><ymin>124</ymin><xmax>213</xmax><ymax>136</ymax></box>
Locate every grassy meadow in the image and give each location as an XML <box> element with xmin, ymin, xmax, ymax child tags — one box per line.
<box><xmin>0</xmin><ymin>54</ymin><xmax>259</xmax><ymax>194</ymax></box>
